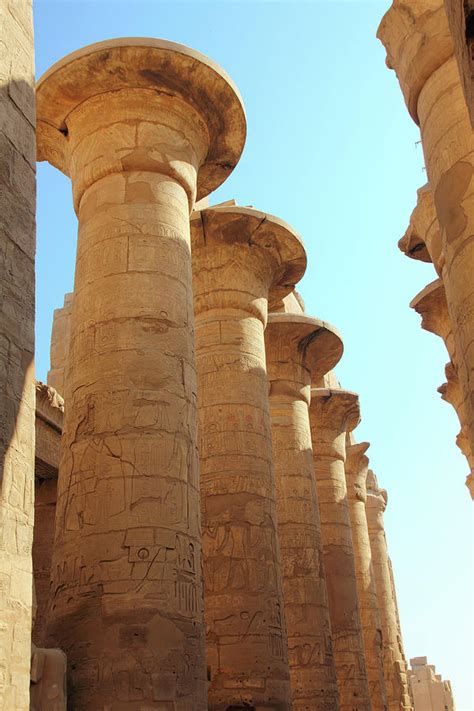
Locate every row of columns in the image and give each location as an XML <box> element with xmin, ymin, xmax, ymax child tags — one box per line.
<box><xmin>378</xmin><ymin>0</ymin><xmax>474</xmax><ymax>499</ymax></box>
<box><xmin>34</xmin><ymin>37</ymin><xmax>410</xmax><ymax>710</ymax></box>
<box><xmin>399</xmin><ymin>183</ymin><xmax>474</xmax><ymax>497</ymax></box>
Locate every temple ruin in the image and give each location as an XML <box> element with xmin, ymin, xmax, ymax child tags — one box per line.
<box><xmin>0</xmin><ymin>0</ymin><xmax>466</xmax><ymax>708</ymax></box>
<box><xmin>408</xmin><ymin>658</ymin><xmax>455</xmax><ymax>711</ymax></box>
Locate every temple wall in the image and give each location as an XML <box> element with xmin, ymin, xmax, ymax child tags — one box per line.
<box><xmin>0</xmin><ymin>1</ymin><xmax>36</xmax><ymax>708</ymax></box>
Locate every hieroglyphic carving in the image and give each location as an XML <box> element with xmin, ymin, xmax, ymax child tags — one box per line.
<box><xmin>346</xmin><ymin>442</ymin><xmax>388</xmax><ymax>710</ymax></box>
<box><xmin>309</xmin><ymin>389</ymin><xmax>371</xmax><ymax>711</ymax></box>
<box><xmin>37</xmin><ymin>38</ymin><xmax>246</xmax><ymax>709</ymax></box>
<box><xmin>0</xmin><ymin>1</ymin><xmax>36</xmax><ymax>707</ymax></box>
<box><xmin>366</xmin><ymin>471</ymin><xmax>412</xmax><ymax>710</ymax></box>
<box><xmin>191</xmin><ymin>205</ymin><xmax>305</xmax><ymax>709</ymax></box>
<box><xmin>265</xmin><ymin>313</ymin><xmax>341</xmax><ymax>708</ymax></box>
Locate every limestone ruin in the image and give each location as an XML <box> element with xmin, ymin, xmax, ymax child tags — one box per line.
<box><xmin>0</xmin><ymin>0</ymin><xmax>463</xmax><ymax>708</ymax></box>
<box><xmin>408</xmin><ymin>657</ymin><xmax>455</xmax><ymax>711</ymax></box>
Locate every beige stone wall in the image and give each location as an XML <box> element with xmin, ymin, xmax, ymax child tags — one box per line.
<box><xmin>0</xmin><ymin>1</ymin><xmax>36</xmax><ymax>708</ymax></box>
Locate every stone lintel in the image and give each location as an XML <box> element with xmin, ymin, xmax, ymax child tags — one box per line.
<box><xmin>310</xmin><ymin>387</ymin><xmax>360</xmax><ymax>433</ymax></box>
<box><xmin>36</xmin><ymin>37</ymin><xmax>247</xmax><ymax>200</ymax></box>
<box><xmin>191</xmin><ymin>205</ymin><xmax>306</xmax><ymax>307</ymax></box>
<box><xmin>35</xmin><ymin>382</ymin><xmax>64</xmax><ymax>481</ymax></box>
<box><xmin>377</xmin><ymin>0</ymin><xmax>453</xmax><ymax>124</ymax></box>
<box><xmin>266</xmin><ymin>312</ymin><xmax>343</xmax><ymax>379</ymax></box>
<box><xmin>409</xmin><ymin>277</ymin><xmax>450</xmax><ymax>341</ymax></box>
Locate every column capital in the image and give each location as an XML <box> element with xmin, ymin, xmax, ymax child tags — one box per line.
<box><xmin>438</xmin><ymin>362</ymin><xmax>474</xmax><ymax>471</ymax></box>
<box><xmin>410</xmin><ymin>278</ymin><xmax>451</xmax><ymax>344</ymax></box>
<box><xmin>399</xmin><ymin>184</ymin><xmax>444</xmax><ymax>273</ymax></box>
<box><xmin>377</xmin><ymin>0</ymin><xmax>453</xmax><ymax>124</ymax></box>
<box><xmin>191</xmin><ymin>205</ymin><xmax>306</xmax><ymax>317</ymax></box>
<box><xmin>366</xmin><ymin>470</ymin><xmax>388</xmax><ymax>529</ymax></box>
<box><xmin>36</xmin><ymin>38</ymin><xmax>246</xmax><ymax>209</ymax></box>
<box><xmin>265</xmin><ymin>313</ymin><xmax>343</xmax><ymax>399</ymax></box>
<box><xmin>466</xmin><ymin>473</ymin><xmax>474</xmax><ymax>499</ymax></box>
<box><xmin>345</xmin><ymin>441</ymin><xmax>370</xmax><ymax>501</ymax></box>
<box><xmin>438</xmin><ymin>360</ymin><xmax>462</xmax><ymax>411</ymax></box>
<box><xmin>309</xmin><ymin>387</ymin><xmax>360</xmax><ymax>435</ymax></box>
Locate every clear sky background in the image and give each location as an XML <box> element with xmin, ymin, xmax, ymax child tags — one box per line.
<box><xmin>33</xmin><ymin>1</ymin><xmax>473</xmax><ymax>707</ymax></box>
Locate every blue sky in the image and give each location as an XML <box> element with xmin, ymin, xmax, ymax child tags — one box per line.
<box><xmin>34</xmin><ymin>1</ymin><xmax>473</xmax><ymax>706</ymax></box>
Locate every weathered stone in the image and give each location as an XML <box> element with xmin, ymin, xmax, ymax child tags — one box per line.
<box><xmin>30</xmin><ymin>587</ymin><xmax>67</xmax><ymax>711</ymax></box>
<box><xmin>407</xmin><ymin>656</ymin><xmax>455</xmax><ymax>710</ymax></box>
<box><xmin>30</xmin><ymin>644</ymin><xmax>66</xmax><ymax>711</ymax></box>
<box><xmin>366</xmin><ymin>472</ymin><xmax>412</xmax><ymax>711</ymax></box>
<box><xmin>398</xmin><ymin>185</ymin><xmax>443</xmax><ymax>276</ymax></box>
<box><xmin>47</xmin><ymin>294</ymin><xmax>73</xmax><ymax>400</ymax></box>
<box><xmin>191</xmin><ymin>204</ymin><xmax>306</xmax><ymax>710</ymax></box>
<box><xmin>444</xmin><ymin>0</ymin><xmax>474</xmax><ymax>129</ymax></box>
<box><xmin>309</xmin><ymin>388</ymin><xmax>371</xmax><ymax>711</ymax></box>
<box><xmin>266</xmin><ymin>312</ymin><xmax>343</xmax><ymax>709</ymax></box>
<box><xmin>36</xmin><ymin>38</ymin><xmax>246</xmax><ymax>710</ymax></box>
<box><xmin>0</xmin><ymin>1</ymin><xmax>35</xmax><ymax>708</ymax></box>
<box><xmin>379</xmin><ymin>0</ymin><xmax>474</xmax><ymax>500</ymax></box>
<box><xmin>33</xmin><ymin>383</ymin><xmax>63</xmax><ymax>648</ymax></box>
<box><xmin>345</xmin><ymin>442</ymin><xmax>387</xmax><ymax>710</ymax></box>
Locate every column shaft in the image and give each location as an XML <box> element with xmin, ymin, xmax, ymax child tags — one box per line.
<box><xmin>37</xmin><ymin>39</ymin><xmax>246</xmax><ymax>708</ymax></box>
<box><xmin>345</xmin><ymin>445</ymin><xmax>387</xmax><ymax>710</ymax></box>
<box><xmin>366</xmin><ymin>480</ymin><xmax>411</xmax><ymax>711</ymax></box>
<box><xmin>266</xmin><ymin>316</ymin><xmax>341</xmax><ymax>709</ymax></box>
<box><xmin>192</xmin><ymin>207</ymin><xmax>304</xmax><ymax>710</ymax></box>
<box><xmin>309</xmin><ymin>390</ymin><xmax>371</xmax><ymax>711</ymax></box>
<box><xmin>47</xmin><ymin>92</ymin><xmax>210</xmax><ymax>709</ymax></box>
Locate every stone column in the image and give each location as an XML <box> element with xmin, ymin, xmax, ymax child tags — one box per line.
<box><xmin>191</xmin><ymin>205</ymin><xmax>306</xmax><ymax>710</ymax></box>
<box><xmin>265</xmin><ymin>313</ymin><xmax>343</xmax><ymax>709</ymax></box>
<box><xmin>366</xmin><ymin>472</ymin><xmax>411</xmax><ymax>711</ymax></box>
<box><xmin>345</xmin><ymin>442</ymin><xmax>387</xmax><ymax>711</ymax></box>
<box><xmin>443</xmin><ymin>0</ymin><xmax>474</xmax><ymax>129</ymax></box>
<box><xmin>0</xmin><ymin>1</ymin><xmax>36</xmax><ymax>708</ymax></box>
<box><xmin>36</xmin><ymin>39</ymin><xmax>246</xmax><ymax>709</ymax></box>
<box><xmin>400</xmin><ymin>184</ymin><xmax>474</xmax><ymax>495</ymax></box>
<box><xmin>47</xmin><ymin>292</ymin><xmax>73</xmax><ymax>399</ymax></box>
<box><xmin>309</xmin><ymin>388</ymin><xmax>372</xmax><ymax>711</ymax></box>
<box><xmin>378</xmin><ymin>1</ymin><xmax>474</xmax><ymax>496</ymax></box>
